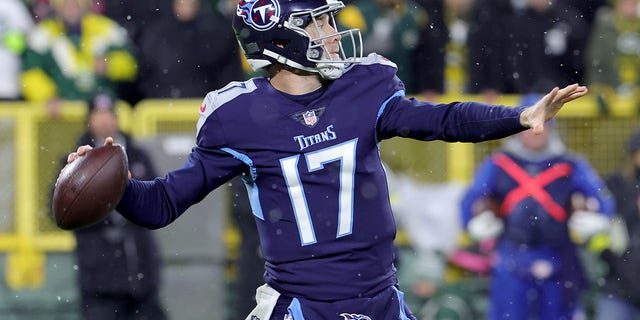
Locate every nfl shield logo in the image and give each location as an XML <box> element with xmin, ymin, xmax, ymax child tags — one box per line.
<box><xmin>303</xmin><ymin>110</ymin><xmax>318</xmax><ymax>126</ymax></box>
<box><xmin>290</xmin><ymin>107</ymin><xmax>325</xmax><ymax>127</ymax></box>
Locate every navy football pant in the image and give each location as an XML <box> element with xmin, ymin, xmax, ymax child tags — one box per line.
<box><xmin>269</xmin><ymin>285</ymin><xmax>417</xmax><ymax>320</ymax></box>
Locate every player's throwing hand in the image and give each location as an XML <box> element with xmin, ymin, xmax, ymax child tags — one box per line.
<box><xmin>66</xmin><ymin>136</ymin><xmax>130</xmax><ymax>179</ymax></box>
<box><xmin>67</xmin><ymin>136</ymin><xmax>114</xmax><ymax>163</ymax></box>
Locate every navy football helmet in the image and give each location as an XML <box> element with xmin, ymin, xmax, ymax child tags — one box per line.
<box><xmin>233</xmin><ymin>0</ymin><xmax>363</xmax><ymax>79</ymax></box>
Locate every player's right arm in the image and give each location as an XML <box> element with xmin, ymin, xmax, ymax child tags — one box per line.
<box><xmin>67</xmin><ymin>103</ymin><xmax>246</xmax><ymax>229</ymax></box>
<box><xmin>115</xmin><ymin>147</ymin><xmax>243</xmax><ymax>229</ymax></box>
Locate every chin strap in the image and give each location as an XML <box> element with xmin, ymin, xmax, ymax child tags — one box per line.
<box><xmin>262</xmin><ymin>49</ymin><xmax>347</xmax><ymax>80</ymax></box>
<box><xmin>316</xmin><ymin>62</ymin><xmax>346</xmax><ymax>80</ymax></box>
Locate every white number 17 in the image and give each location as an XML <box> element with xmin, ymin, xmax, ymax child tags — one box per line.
<box><xmin>279</xmin><ymin>139</ymin><xmax>358</xmax><ymax>246</ymax></box>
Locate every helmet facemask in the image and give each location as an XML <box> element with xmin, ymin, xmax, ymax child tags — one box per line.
<box><xmin>284</xmin><ymin>2</ymin><xmax>363</xmax><ymax>79</ymax></box>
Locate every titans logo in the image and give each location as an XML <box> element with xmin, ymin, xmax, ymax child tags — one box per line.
<box><xmin>237</xmin><ymin>0</ymin><xmax>281</xmax><ymax>31</ymax></box>
<box><xmin>339</xmin><ymin>313</ymin><xmax>372</xmax><ymax>320</ymax></box>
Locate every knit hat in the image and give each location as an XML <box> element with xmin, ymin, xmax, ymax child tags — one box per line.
<box><xmin>87</xmin><ymin>93</ymin><xmax>116</xmax><ymax>115</ymax></box>
<box><xmin>627</xmin><ymin>127</ymin><xmax>640</xmax><ymax>154</ymax></box>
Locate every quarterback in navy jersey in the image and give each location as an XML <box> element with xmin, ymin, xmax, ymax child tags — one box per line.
<box><xmin>66</xmin><ymin>0</ymin><xmax>589</xmax><ymax>319</ymax></box>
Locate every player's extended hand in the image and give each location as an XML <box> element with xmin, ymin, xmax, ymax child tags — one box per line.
<box><xmin>519</xmin><ymin>84</ymin><xmax>588</xmax><ymax>134</ymax></box>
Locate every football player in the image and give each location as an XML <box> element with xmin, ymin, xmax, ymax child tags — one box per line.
<box><xmin>68</xmin><ymin>0</ymin><xmax>588</xmax><ymax>319</ymax></box>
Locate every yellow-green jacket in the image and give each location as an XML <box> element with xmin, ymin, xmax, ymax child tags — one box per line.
<box><xmin>21</xmin><ymin>13</ymin><xmax>137</xmax><ymax>102</ymax></box>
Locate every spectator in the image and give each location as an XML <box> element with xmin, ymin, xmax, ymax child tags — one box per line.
<box><xmin>466</xmin><ymin>0</ymin><xmax>512</xmax><ymax>99</ymax></box>
<box><xmin>443</xmin><ymin>0</ymin><xmax>475</xmax><ymax>94</ymax></box>
<box><xmin>468</xmin><ymin>0</ymin><xmax>590</xmax><ymax>95</ymax></box>
<box><xmin>595</xmin><ymin>127</ymin><xmax>640</xmax><ymax>320</ymax></box>
<box><xmin>586</xmin><ymin>0</ymin><xmax>640</xmax><ymax>99</ymax></box>
<box><xmin>62</xmin><ymin>92</ymin><xmax>167</xmax><ymax>320</ymax></box>
<box><xmin>337</xmin><ymin>0</ymin><xmax>432</xmax><ymax>94</ymax></box>
<box><xmin>460</xmin><ymin>94</ymin><xmax>615</xmax><ymax>319</ymax></box>
<box><xmin>411</xmin><ymin>0</ymin><xmax>448</xmax><ymax>99</ymax></box>
<box><xmin>29</xmin><ymin>0</ymin><xmax>55</xmax><ymax>22</ymax></box>
<box><xmin>562</xmin><ymin>0</ymin><xmax>609</xmax><ymax>32</ymax></box>
<box><xmin>21</xmin><ymin>0</ymin><xmax>137</xmax><ymax>117</ymax></box>
<box><xmin>101</xmin><ymin>0</ymin><xmax>172</xmax><ymax>105</ymax></box>
<box><xmin>136</xmin><ymin>0</ymin><xmax>245</xmax><ymax>99</ymax></box>
<box><xmin>418</xmin><ymin>0</ymin><xmax>475</xmax><ymax>98</ymax></box>
<box><xmin>0</xmin><ymin>0</ymin><xmax>34</xmax><ymax>100</ymax></box>
<box><xmin>102</xmin><ymin>0</ymin><xmax>172</xmax><ymax>45</ymax></box>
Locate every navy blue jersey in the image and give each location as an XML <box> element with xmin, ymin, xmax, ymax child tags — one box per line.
<box><xmin>116</xmin><ymin>54</ymin><xmax>526</xmax><ymax>301</ymax></box>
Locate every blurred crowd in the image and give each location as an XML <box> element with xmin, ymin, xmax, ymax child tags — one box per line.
<box><xmin>2</xmin><ymin>0</ymin><xmax>639</xmax><ymax>107</ymax></box>
<box><xmin>3</xmin><ymin>0</ymin><xmax>640</xmax><ymax>319</ymax></box>
<box><xmin>1</xmin><ymin>0</ymin><xmax>245</xmax><ymax>116</ymax></box>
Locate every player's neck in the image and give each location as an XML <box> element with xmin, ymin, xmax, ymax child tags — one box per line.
<box><xmin>270</xmin><ymin>69</ymin><xmax>323</xmax><ymax>96</ymax></box>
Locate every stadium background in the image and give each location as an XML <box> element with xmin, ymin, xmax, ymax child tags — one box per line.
<box><xmin>0</xmin><ymin>92</ymin><xmax>638</xmax><ymax>319</ymax></box>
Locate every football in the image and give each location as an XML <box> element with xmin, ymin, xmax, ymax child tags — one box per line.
<box><xmin>52</xmin><ymin>144</ymin><xmax>129</xmax><ymax>230</ymax></box>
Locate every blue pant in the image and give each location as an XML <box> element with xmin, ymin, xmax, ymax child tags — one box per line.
<box><xmin>487</xmin><ymin>243</ymin><xmax>584</xmax><ymax>320</ymax></box>
<box><xmin>488</xmin><ymin>264</ymin><xmax>581</xmax><ymax>319</ymax></box>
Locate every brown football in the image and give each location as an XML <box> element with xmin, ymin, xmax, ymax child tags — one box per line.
<box><xmin>52</xmin><ymin>144</ymin><xmax>129</xmax><ymax>230</ymax></box>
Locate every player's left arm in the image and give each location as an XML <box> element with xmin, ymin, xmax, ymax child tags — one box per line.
<box><xmin>376</xmin><ymin>84</ymin><xmax>587</xmax><ymax>143</ymax></box>
<box><xmin>376</xmin><ymin>95</ymin><xmax>525</xmax><ymax>142</ymax></box>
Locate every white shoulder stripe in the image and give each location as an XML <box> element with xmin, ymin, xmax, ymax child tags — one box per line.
<box><xmin>360</xmin><ymin>53</ymin><xmax>397</xmax><ymax>69</ymax></box>
<box><xmin>196</xmin><ymin>79</ymin><xmax>258</xmax><ymax>136</ymax></box>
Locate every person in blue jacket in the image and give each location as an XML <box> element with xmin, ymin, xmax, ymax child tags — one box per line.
<box><xmin>460</xmin><ymin>94</ymin><xmax>615</xmax><ymax>320</ymax></box>
<box><xmin>64</xmin><ymin>1</ymin><xmax>589</xmax><ymax>319</ymax></box>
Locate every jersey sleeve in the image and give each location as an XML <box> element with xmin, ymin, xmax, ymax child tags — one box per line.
<box><xmin>375</xmin><ymin>96</ymin><xmax>526</xmax><ymax>143</ymax></box>
<box><xmin>344</xmin><ymin>53</ymin><xmax>405</xmax><ymax>100</ymax></box>
<box><xmin>116</xmin><ymin>146</ymin><xmax>243</xmax><ymax>229</ymax></box>
<box><xmin>196</xmin><ymin>81</ymin><xmax>259</xmax><ymax>148</ymax></box>
<box><xmin>196</xmin><ymin>90</ymin><xmax>228</xmax><ymax>149</ymax></box>
<box><xmin>117</xmin><ymin>88</ymin><xmax>250</xmax><ymax>228</ymax></box>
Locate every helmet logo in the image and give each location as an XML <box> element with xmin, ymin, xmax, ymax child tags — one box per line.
<box><xmin>237</xmin><ymin>0</ymin><xmax>280</xmax><ymax>31</ymax></box>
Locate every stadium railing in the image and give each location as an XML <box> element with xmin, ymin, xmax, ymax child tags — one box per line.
<box><xmin>0</xmin><ymin>93</ymin><xmax>637</xmax><ymax>291</ymax></box>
